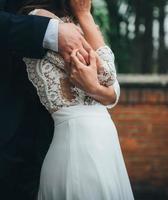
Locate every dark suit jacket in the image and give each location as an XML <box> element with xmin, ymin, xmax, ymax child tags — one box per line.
<box><xmin>0</xmin><ymin>0</ymin><xmax>54</xmax><ymax>162</ymax></box>
<box><xmin>0</xmin><ymin>1</ymin><xmax>54</xmax><ymax>199</ymax></box>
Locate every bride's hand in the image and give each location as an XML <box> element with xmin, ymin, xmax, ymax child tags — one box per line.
<box><xmin>74</xmin><ymin>50</ymin><xmax>104</xmax><ymax>73</ymax></box>
<box><xmin>70</xmin><ymin>0</ymin><xmax>92</xmax><ymax>18</ymax></box>
<box><xmin>70</xmin><ymin>49</ymin><xmax>100</xmax><ymax>94</ymax></box>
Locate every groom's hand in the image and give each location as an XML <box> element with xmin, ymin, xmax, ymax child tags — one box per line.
<box><xmin>58</xmin><ymin>23</ymin><xmax>91</xmax><ymax>65</ymax></box>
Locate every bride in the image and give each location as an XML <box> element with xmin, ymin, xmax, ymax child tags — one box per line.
<box><xmin>22</xmin><ymin>0</ymin><xmax>134</xmax><ymax>199</ymax></box>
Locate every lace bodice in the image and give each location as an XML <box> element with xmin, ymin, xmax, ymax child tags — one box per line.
<box><xmin>23</xmin><ymin>15</ymin><xmax>120</xmax><ymax>114</ymax></box>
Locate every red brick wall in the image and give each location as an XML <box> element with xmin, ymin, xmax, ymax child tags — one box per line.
<box><xmin>108</xmin><ymin>86</ymin><xmax>168</xmax><ymax>199</ymax></box>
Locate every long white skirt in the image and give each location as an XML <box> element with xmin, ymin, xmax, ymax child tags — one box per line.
<box><xmin>38</xmin><ymin>105</ymin><xmax>134</xmax><ymax>200</ymax></box>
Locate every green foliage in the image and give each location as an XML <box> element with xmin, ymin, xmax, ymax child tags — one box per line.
<box><xmin>92</xmin><ymin>0</ymin><xmax>110</xmax><ymax>44</ymax></box>
<box><xmin>93</xmin><ymin>0</ymin><xmax>168</xmax><ymax>74</ymax></box>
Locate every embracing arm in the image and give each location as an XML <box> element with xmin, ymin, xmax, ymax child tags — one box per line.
<box><xmin>0</xmin><ymin>11</ymin><xmax>50</xmax><ymax>58</ymax></box>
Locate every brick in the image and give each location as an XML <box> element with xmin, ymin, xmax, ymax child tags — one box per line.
<box><xmin>108</xmin><ymin>86</ymin><xmax>168</xmax><ymax>188</ymax></box>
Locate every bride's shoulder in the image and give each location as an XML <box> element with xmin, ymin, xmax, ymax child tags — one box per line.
<box><xmin>29</xmin><ymin>9</ymin><xmax>59</xmax><ymax>20</ymax></box>
<box><xmin>29</xmin><ymin>9</ymin><xmax>39</xmax><ymax>15</ymax></box>
<box><xmin>29</xmin><ymin>9</ymin><xmax>74</xmax><ymax>24</ymax></box>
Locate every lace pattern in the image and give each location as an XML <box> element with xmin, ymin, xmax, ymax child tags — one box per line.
<box><xmin>24</xmin><ymin>13</ymin><xmax>120</xmax><ymax>113</ymax></box>
<box><xmin>97</xmin><ymin>46</ymin><xmax>116</xmax><ymax>87</ymax></box>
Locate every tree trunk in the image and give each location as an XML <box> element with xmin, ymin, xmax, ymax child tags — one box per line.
<box><xmin>158</xmin><ymin>1</ymin><xmax>167</xmax><ymax>73</ymax></box>
<box><xmin>141</xmin><ymin>1</ymin><xmax>154</xmax><ymax>73</ymax></box>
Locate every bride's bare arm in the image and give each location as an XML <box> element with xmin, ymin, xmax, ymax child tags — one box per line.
<box><xmin>70</xmin><ymin>1</ymin><xmax>120</xmax><ymax>107</ymax></box>
<box><xmin>70</xmin><ymin>0</ymin><xmax>104</xmax><ymax>50</ymax></box>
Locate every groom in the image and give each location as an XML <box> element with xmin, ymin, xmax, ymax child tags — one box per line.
<box><xmin>0</xmin><ymin>0</ymin><xmax>91</xmax><ymax>199</ymax></box>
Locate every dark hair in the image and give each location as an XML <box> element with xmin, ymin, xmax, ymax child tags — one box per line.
<box><xmin>19</xmin><ymin>0</ymin><xmax>72</xmax><ymax>17</ymax></box>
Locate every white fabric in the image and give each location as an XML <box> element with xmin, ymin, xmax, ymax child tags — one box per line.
<box><xmin>38</xmin><ymin>105</ymin><xmax>134</xmax><ymax>200</ymax></box>
<box><xmin>43</xmin><ymin>19</ymin><xmax>59</xmax><ymax>52</ymax></box>
<box><xmin>106</xmin><ymin>79</ymin><xmax>120</xmax><ymax>109</ymax></box>
<box><xmin>24</xmin><ymin>12</ymin><xmax>133</xmax><ymax>199</ymax></box>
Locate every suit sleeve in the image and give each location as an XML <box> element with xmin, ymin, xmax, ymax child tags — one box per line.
<box><xmin>0</xmin><ymin>11</ymin><xmax>50</xmax><ymax>58</ymax></box>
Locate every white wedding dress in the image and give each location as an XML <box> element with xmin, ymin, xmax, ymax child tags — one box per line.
<box><xmin>24</xmin><ymin>11</ymin><xmax>134</xmax><ymax>200</ymax></box>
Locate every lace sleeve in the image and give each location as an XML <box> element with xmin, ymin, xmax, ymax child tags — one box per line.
<box><xmin>96</xmin><ymin>46</ymin><xmax>116</xmax><ymax>86</ymax></box>
<box><xmin>46</xmin><ymin>46</ymin><xmax>117</xmax><ymax>81</ymax></box>
<box><xmin>96</xmin><ymin>46</ymin><xmax>120</xmax><ymax>108</ymax></box>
